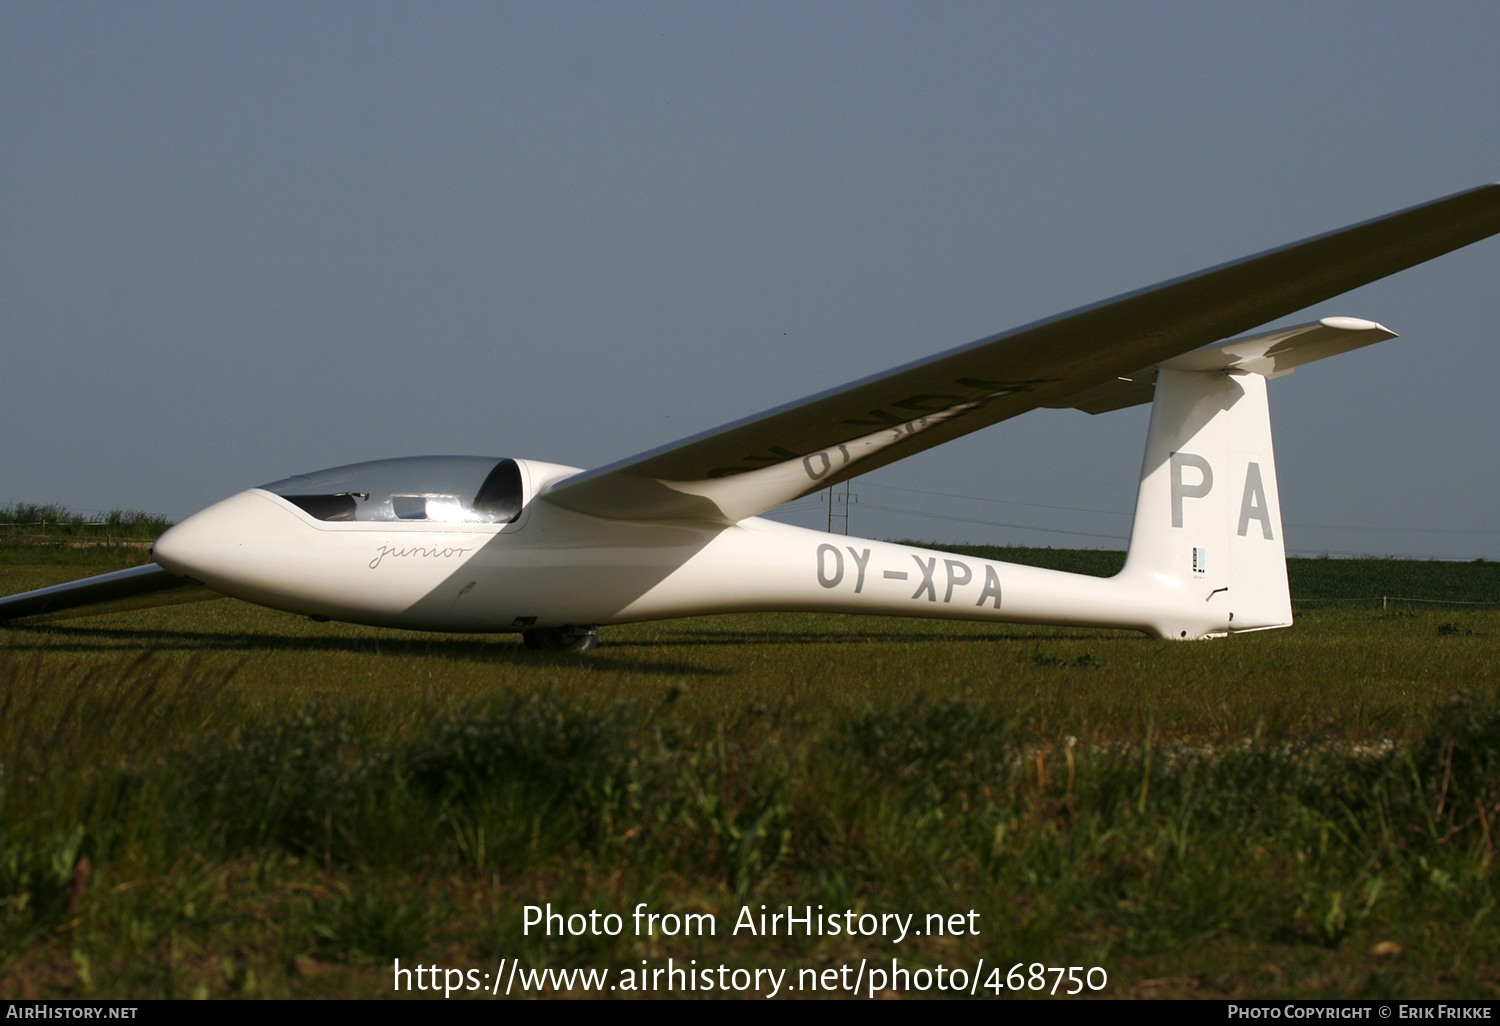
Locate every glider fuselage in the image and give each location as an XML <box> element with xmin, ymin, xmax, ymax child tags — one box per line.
<box><xmin>151</xmin><ymin>469</ymin><xmax>1228</xmax><ymax>640</ymax></box>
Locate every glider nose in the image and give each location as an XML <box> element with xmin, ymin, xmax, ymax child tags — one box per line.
<box><xmin>152</xmin><ymin>489</ymin><xmax>312</xmax><ymax>601</ymax></box>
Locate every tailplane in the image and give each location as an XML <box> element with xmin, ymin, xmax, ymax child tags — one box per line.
<box><xmin>1110</xmin><ymin>317</ymin><xmax>1396</xmax><ymax>636</ymax></box>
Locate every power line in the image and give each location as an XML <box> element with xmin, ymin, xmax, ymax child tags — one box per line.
<box><xmin>859</xmin><ymin>480</ymin><xmax>1498</xmax><ymax>536</ymax></box>
<box><xmin>779</xmin><ymin>497</ymin><xmax>1494</xmax><ymax>558</ymax></box>
<box><xmin>856</xmin><ymin>502</ymin><xmax>1129</xmax><ymax>541</ymax></box>
<box><xmin>1288</xmin><ymin>523</ymin><xmax>1500</xmax><ymax>536</ymax></box>
<box><xmin>860</xmin><ymin>481</ymin><xmax>1130</xmax><ymax>517</ymax></box>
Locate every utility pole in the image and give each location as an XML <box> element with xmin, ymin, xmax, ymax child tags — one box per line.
<box><xmin>824</xmin><ymin>480</ymin><xmax>856</xmax><ymax>535</ymax></box>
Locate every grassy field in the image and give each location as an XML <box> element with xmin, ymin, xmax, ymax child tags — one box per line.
<box><xmin>1</xmin><ymin>541</ymin><xmax>1496</xmax><ymax>999</ymax></box>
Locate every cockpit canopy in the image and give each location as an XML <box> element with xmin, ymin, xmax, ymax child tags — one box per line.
<box><xmin>260</xmin><ymin>456</ymin><xmax>524</xmax><ymax>524</ymax></box>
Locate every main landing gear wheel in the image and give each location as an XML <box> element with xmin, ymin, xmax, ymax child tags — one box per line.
<box><xmin>522</xmin><ymin>625</ymin><xmax>601</xmax><ymax>651</ymax></box>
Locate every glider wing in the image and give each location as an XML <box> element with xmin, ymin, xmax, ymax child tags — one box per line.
<box><xmin>542</xmin><ymin>182</ymin><xmax>1500</xmax><ymax>523</ymax></box>
<box><xmin>0</xmin><ymin>563</ymin><xmax>221</xmax><ymax>625</ymax></box>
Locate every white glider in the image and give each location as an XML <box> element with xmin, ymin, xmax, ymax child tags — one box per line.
<box><xmin>5</xmin><ymin>185</ymin><xmax>1499</xmax><ymax>648</ymax></box>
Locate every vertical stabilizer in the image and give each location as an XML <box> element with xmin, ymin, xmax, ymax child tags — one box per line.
<box><xmin>1118</xmin><ymin>365</ymin><xmax>1291</xmax><ymax>636</ymax></box>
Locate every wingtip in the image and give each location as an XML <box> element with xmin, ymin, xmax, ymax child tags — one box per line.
<box><xmin>1318</xmin><ymin>316</ymin><xmax>1393</xmax><ymax>334</ymax></box>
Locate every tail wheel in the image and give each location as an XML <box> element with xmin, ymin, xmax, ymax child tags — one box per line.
<box><xmin>522</xmin><ymin>625</ymin><xmax>600</xmax><ymax>651</ymax></box>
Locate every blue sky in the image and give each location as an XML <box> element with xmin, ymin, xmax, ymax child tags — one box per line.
<box><xmin>5</xmin><ymin>2</ymin><xmax>1498</xmax><ymax>558</ymax></box>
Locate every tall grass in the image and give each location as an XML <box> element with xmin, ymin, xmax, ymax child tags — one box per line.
<box><xmin>2</xmin><ymin>656</ymin><xmax>1496</xmax><ymax>997</ymax></box>
<box><xmin>0</xmin><ymin>503</ymin><xmax>172</xmax><ymax>543</ymax></box>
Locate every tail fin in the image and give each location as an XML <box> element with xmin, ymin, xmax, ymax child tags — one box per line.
<box><xmin>1116</xmin><ymin>317</ymin><xmax>1396</xmax><ymax>636</ymax></box>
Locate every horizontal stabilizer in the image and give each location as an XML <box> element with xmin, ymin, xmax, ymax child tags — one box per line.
<box><xmin>1054</xmin><ymin>317</ymin><xmax>1399</xmax><ymax>414</ymax></box>
<box><xmin>0</xmin><ymin>563</ymin><xmax>221</xmax><ymax>625</ymax></box>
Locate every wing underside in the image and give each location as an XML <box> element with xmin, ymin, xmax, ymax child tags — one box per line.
<box><xmin>542</xmin><ymin>182</ymin><xmax>1500</xmax><ymax>524</ymax></box>
<box><xmin>0</xmin><ymin>563</ymin><xmax>221</xmax><ymax>625</ymax></box>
